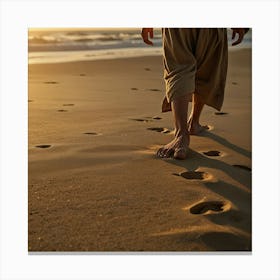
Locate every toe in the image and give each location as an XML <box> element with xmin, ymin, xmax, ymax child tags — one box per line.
<box><xmin>157</xmin><ymin>147</ymin><xmax>174</xmax><ymax>158</ymax></box>
<box><xmin>157</xmin><ymin>147</ymin><xmax>168</xmax><ymax>158</ymax></box>
<box><xmin>156</xmin><ymin>147</ymin><xmax>164</xmax><ymax>157</ymax></box>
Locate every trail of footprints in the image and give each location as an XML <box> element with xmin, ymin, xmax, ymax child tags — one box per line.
<box><xmin>129</xmin><ymin>115</ymin><xmax>172</xmax><ymax>134</ymax></box>
<box><xmin>34</xmin><ymin>100</ymin><xmax>101</xmax><ymax>149</ymax></box>
<box><xmin>34</xmin><ymin>79</ymin><xmax>164</xmax><ymax>148</ymax></box>
<box><xmin>34</xmin><ymin>82</ymin><xmax>250</xmax><ymax>218</ymax></box>
<box><xmin>159</xmin><ymin>110</ymin><xmax>248</xmax><ymax>216</ymax></box>
<box><xmin>174</xmin><ymin>153</ymin><xmax>231</xmax><ymax>216</ymax></box>
<box><xmin>173</xmin><ymin>149</ymin><xmax>250</xmax><ymax>215</ymax></box>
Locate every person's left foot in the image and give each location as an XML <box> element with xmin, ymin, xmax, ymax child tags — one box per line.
<box><xmin>156</xmin><ymin>135</ymin><xmax>189</xmax><ymax>159</ymax></box>
<box><xmin>188</xmin><ymin>121</ymin><xmax>209</xmax><ymax>135</ymax></box>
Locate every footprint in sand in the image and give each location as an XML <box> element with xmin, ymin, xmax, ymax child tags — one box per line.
<box><xmin>203</xmin><ymin>150</ymin><xmax>221</xmax><ymax>157</ymax></box>
<box><xmin>79</xmin><ymin>73</ymin><xmax>86</xmax><ymax>76</ymax></box>
<box><xmin>175</xmin><ymin>171</ymin><xmax>211</xmax><ymax>180</ymax></box>
<box><xmin>84</xmin><ymin>132</ymin><xmax>99</xmax><ymax>135</ymax></box>
<box><xmin>147</xmin><ymin>127</ymin><xmax>171</xmax><ymax>134</ymax></box>
<box><xmin>63</xmin><ymin>104</ymin><xmax>75</xmax><ymax>106</ymax></box>
<box><xmin>130</xmin><ymin>116</ymin><xmax>162</xmax><ymax>123</ymax></box>
<box><xmin>232</xmin><ymin>164</ymin><xmax>251</xmax><ymax>172</ymax></box>
<box><xmin>130</xmin><ymin>118</ymin><xmax>153</xmax><ymax>123</ymax></box>
<box><xmin>232</xmin><ymin>82</ymin><xmax>238</xmax><ymax>85</ymax></box>
<box><xmin>35</xmin><ymin>144</ymin><xmax>51</xmax><ymax>149</ymax></box>
<box><xmin>131</xmin><ymin>87</ymin><xmax>138</xmax><ymax>91</ymax></box>
<box><xmin>144</xmin><ymin>68</ymin><xmax>151</xmax><ymax>71</ymax></box>
<box><xmin>44</xmin><ymin>81</ymin><xmax>58</xmax><ymax>84</ymax></box>
<box><xmin>189</xmin><ymin>201</ymin><xmax>228</xmax><ymax>215</ymax></box>
<box><xmin>145</xmin><ymin>116</ymin><xmax>162</xmax><ymax>120</ymax></box>
<box><xmin>28</xmin><ymin>100</ymin><xmax>34</xmax><ymax>102</ymax></box>
<box><xmin>215</xmin><ymin>112</ymin><xmax>228</xmax><ymax>115</ymax></box>
<box><xmin>148</xmin><ymin>88</ymin><xmax>161</xmax><ymax>92</ymax></box>
<box><xmin>57</xmin><ymin>109</ymin><xmax>68</xmax><ymax>112</ymax></box>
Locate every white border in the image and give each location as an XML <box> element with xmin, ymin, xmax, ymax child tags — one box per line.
<box><xmin>1</xmin><ymin>0</ymin><xmax>280</xmax><ymax>279</ymax></box>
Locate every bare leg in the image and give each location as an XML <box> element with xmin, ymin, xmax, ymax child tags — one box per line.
<box><xmin>157</xmin><ymin>94</ymin><xmax>190</xmax><ymax>159</ymax></box>
<box><xmin>187</xmin><ymin>94</ymin><xmax>209</xmax><ymax>135</ymax></box>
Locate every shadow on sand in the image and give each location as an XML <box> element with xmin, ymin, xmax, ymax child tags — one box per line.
<box><xmin>201</xmin><ymin>130</ymin><xmax>251</xmax><ymax>159</ymax></box>
<box><xmin>149</xmin><ymin>133</ymin><xmax>252</xmax><ymax>251</ymax></box>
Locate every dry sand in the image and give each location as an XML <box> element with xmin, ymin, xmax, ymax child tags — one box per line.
<box><xmin>28</xmin><ymin>49</ymin><xmax>251</xmax><ymax>252</ymax></box>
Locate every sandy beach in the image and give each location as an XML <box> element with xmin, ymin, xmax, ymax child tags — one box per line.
<box><xmin>28</xmin><ymin>48</ymin><xmax>251</xmax><ymax>252</ymax></box>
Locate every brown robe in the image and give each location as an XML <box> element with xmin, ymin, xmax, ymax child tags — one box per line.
<box><xmin>162</xmin><ymin>28</ymin><xmax>228</xmax><ymax>112</ymax></box>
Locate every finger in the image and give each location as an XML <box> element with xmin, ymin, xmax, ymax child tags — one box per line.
<box><xmin>146</xmin><ymin>30</ymin><xmax>154</xmax><ymax>45</ymax></box>
<box><xmin>146</xmin><ymin>38</ymin><xmax>153</xmax><ymax>45</ymax></box>
<box><xmin>232</xmin><ymin>31</ymin><xmax>244</xmax><ymax>46</ymax></box>
<box><xmin>142</xmin><ymin>35</ymin><xmax>153</xmax><ymax>45</ymax></box>
<box><xmin>141</xmin><ymin>29</ymin><xmax>153</xmax><ymax>45</ymax></box>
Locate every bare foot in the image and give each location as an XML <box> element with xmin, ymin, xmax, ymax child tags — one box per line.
<box><xmin>156</xmin><ymin>135</ymin><xmax>189</xmax><ymax>159</ymax></box>
<box><xmin>188</xmin><ymin>121</ymin><xmax>209</xmax><ymax>135</ymax></box>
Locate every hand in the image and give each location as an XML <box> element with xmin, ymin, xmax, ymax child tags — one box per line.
<box><xmin>141</xmin><ymin>28</ymin><xmax>154</xmax><ymax>46</ymax></box>
<box><xmin>231</xmin><ymin>28</ymin><xmax>246</xmax><ymax>46</ymax></box>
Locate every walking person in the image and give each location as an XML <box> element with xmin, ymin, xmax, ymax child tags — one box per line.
<box><xmin>141</xmin><ymin>28</ymin><xmax>247</xmax><ymax>159</ymax></box>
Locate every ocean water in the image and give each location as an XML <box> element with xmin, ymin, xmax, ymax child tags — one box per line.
<box><xmin>28</xmin><ymin>28</ymin><xmax>252</xmax><ymax>64</ymax></box>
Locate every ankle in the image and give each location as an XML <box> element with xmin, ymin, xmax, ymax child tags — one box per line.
<box><xmin>174</xmin><ymin>129</ymin><xmax>189</xmax><ymax>140</ymax></box>
<box><xmin>188</xmin><ymin>118</ymin><xmax>200</xmax><ymax>127</ymax></box>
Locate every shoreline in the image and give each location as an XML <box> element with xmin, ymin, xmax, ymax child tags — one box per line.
<box><xmin>28</xmin><ymin>46</ymin><xmax>251</xmax><ymax>65</ymax></box>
